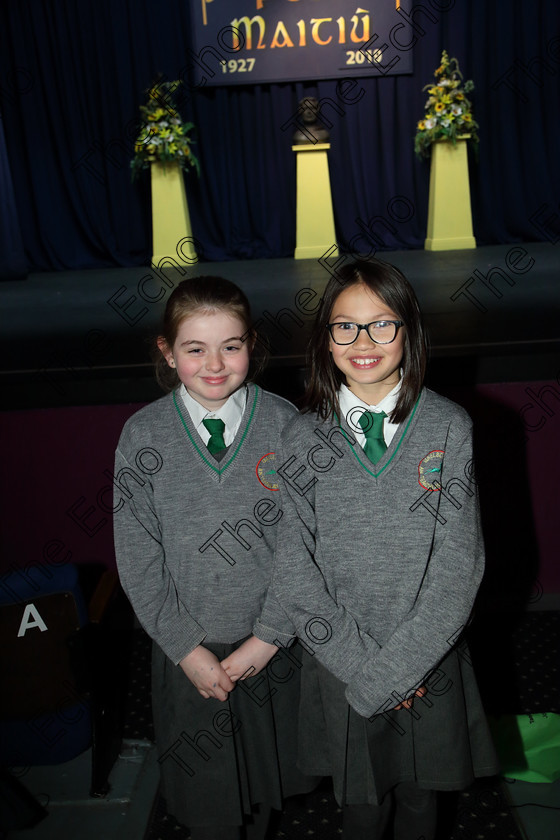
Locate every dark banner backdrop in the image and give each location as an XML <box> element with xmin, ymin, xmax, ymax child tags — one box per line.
<box><xmin>0</xmin><ymin>0</ymin><xmax>559</xmax><ymax>271</ymax></box>
<box><xmin>190</xmin><ymin>0</ymin><xmax>414</xmax><ymax>85</ymax></box>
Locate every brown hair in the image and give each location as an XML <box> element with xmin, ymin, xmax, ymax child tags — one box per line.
<box><xmin>302</xmin><ymin>259</ymin><xmax>427</xmax><ymax>423</ymax></box>
<box><xmin>155</xmin><ymin>275</ymin><xmax>264</xmax><ymax>392</ymax></box>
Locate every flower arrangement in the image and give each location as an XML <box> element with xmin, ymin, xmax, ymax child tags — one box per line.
<box><xmin>131</xmin><ymin>80</ymin><xmax>200</xmax><ymax>180</ymax></box>
<box><xmin>414</xmin><ymin>51</ymin><xmax>479</xmax><ymax>159</ymax></box>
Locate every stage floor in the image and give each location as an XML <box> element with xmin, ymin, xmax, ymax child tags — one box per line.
<box><xmin>1</xmin><ymin>244</ymin><xmax>559</xmax><ymax>409</ymax></box>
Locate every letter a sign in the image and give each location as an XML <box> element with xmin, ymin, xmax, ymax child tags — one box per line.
<box><xmin>17</xmin><ymin>603</ymin><xmax>48</xmax><ymax>637</ymax></box>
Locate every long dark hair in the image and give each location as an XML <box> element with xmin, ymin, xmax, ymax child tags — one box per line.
<box><xmin>302</xmin><ymin>259</ymin><xmax>427</xmax><ymax>423</ymax></box>
<box><xmin>155</xmin><ymin>275</ymin><xmax>265</xmax><ymax>392</ymax></box>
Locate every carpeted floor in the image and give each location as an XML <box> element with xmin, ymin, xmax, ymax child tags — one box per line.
<box><xmin>122</xmin><ymin>611</ymin><xmax>560</xmax><ymax>840</ymax></box>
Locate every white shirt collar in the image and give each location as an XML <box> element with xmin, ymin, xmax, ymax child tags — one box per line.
<box><xmin>339</xmin><ymin>379</ymin><xmax>401</xmax><ymax>415</ymax></box>
<box><xmin>180</xmin><ymin>384</ymin><xmax>248</xmax><ymax>447</ymax></box>
<box><xmin>338</xmin><ymin>379</ymin><xmax>402</xmax><ymax>447</ymax></box>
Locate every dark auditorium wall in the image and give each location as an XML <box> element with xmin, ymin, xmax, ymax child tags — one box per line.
<box><xmin>1</xmin><ymin>0</ymin><xmax>559</xmax><ymax>274</ymax></box>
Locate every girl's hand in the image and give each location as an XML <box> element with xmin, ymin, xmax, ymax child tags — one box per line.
<box><xmin>179</xmin><ymin>645</ymin><xmax>235</xmax><ymax>701</ymax></box>
<box><xmin>393</xmin><ymin>685</ymin><xmax>427</xmax><ymax>711</ymax></box>
<box><xmin>221</xmin><ymin>637</ymin><xmax>278</xmax><ymax>681</ymax></box>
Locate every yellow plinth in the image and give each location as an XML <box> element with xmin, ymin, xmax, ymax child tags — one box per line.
<box><xmin>293</xmin><ymin>144</ymin><xmax>338</xmax><ymax>259</ymax></box>
<box><xmin>424</xmin><ymin>139</ymin><xmax>476</xmax><ymax>251</ymax></box>
<box><xmin>150</xmin><ymin>161</ymin><xmax>197</xmax><ymax>265</ymax></box>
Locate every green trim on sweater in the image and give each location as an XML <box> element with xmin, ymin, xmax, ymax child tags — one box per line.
<box><xmin>172</xmin><ymin>385</ymin><xmax>259</xmax><ymax>475</ymax></box>
<box><xmin>336</xmin><ymin>394</ymin><xmax>421</xmax><ymax>478</ymax></box>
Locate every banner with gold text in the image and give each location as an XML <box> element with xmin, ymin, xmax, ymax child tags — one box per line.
<box><xmin>191</xmin><ymin>1</ymin><xmax>415</xmax><ymax>85</ymax></box>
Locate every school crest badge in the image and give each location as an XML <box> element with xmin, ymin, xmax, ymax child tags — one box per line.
<box><xmin>256</xmin><ymin>452</ymin><xmax>279</xmax><ymax>491</ymax></box>
<box><xmin>418</xmin><ymin>450</ymin><xmax>444</xmax><ymax>491</ymax></box>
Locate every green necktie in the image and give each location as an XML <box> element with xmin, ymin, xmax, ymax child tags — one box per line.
<box><xmin>358</xmin><ymin>411</ymin><xmax>387</xmax><ymax>464</ymax></box>
<box><xmin>202</xmin><ymin>418</ymin><xmax>226</xmax><ymax>455</ymax></box>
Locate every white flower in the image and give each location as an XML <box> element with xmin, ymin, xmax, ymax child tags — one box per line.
<box><xmin>451</xmin><ymin>104</ymin><xmax>462</xmax><ymax>116</ymax></box>
<box><xmin>158</xmin><ymin>120</ymin><xmax>169</xmax><ymax>128</ymax></box>
<box><xmin>441</xmin><ymin>118</ymin><xmax>451</xmax><ymax>127</ymax></box>
<box><xmin>425</xmin><ymin>117</ymin><xmax>436</xmax><ymax>129</ymax></box>
<box><xmin>439</xmin><ymin>78</ymin><xmax>452</xmax><ymax>86</ymax></box>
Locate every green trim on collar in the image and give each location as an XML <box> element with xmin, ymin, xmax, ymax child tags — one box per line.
<box><xmin>172</xmin><ymin>386</ymin><xmax>259</xmax><ymax>475</ymax></box>
<box><xmin>336</xmin><ymin>394</ymin><xmax>421</xmax><ymax>478</ymax></box>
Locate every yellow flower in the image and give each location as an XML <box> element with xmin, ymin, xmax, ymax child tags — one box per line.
<box><xmin>417</xmin><ymin>120</ymin><xmax>426</xmax><ymax>131</ymax></box>
<box><xmin>462</xmin><ymin>112</ymin><xmax>472</xmax><ymax>122</ymax></box>
<box><xmin>435</xmin><ymin>102</ymin><xmax>445</xmax><ymax>113</ymax></box>
<box><xmin>455</xmin><ymin>93</ymin><xmax>465</xmax><ymax>101</ymax></box>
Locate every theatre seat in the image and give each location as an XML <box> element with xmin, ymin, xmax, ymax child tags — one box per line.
<box><xmin>0</xmin><ymin>562</ymin><xmax>131</xmax><ymax>796</ymax></box>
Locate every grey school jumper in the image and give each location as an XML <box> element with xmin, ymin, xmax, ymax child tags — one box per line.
<box><xmin>113</xmin><ymin>384</ymin><xmax>295</xmax><ymax>664</ymax></box>
<box><xmin>267</xmin><ymin>388</ymin><xmax>499</xmax><ymax>805</ymax></box>
<box><xmin>113</xmin><ymin>384</ymin><xmax>317</xmax><ymax>827</ymax></box>
<box><xmin>268</xmin><ymin>387</ymin><xmax>487</xmax><ymax>717</ymax></box>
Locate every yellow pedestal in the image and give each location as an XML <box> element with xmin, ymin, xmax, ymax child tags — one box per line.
<box><xmin>293</xmin><ymin>144</ymin><xmax>338</xmax><ymax>259</ymax></box>
<box><xmin>150</xmin><ymin>161</ymin><xmax>197</xmax><ymax>265</ymax></box>
<box><xmin>424</xmin><ymin>139</ymin><xmax>476</xmax><ymax>251</ymax></box>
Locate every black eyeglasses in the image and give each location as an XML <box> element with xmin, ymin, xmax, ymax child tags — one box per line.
<box><xmin>327</xmin><ymin>320</ymin><xmax>404</xmax><ymax>345</ymax></box>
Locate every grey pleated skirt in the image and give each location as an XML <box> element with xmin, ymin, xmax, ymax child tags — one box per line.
<box><xmin>151</xmin><ymin>639</ymin><xmax>318</xmax><ymax>828</ymax></box>
<box><xmin>297</xmin><ymin>645</ymin><xmax>500</xmax><ymax>806</ymax></box>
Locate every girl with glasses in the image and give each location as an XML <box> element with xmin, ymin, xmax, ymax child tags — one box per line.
<box><xmin>265</xmin><ymin>259</ymin><xmax>499</xmax><ymax>839</ymax></box>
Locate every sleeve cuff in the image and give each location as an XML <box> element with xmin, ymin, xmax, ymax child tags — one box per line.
<box><xmin>253</xmin><ymin>618</ymin><xmax>296</xmax><ymax>647</ymax></box>
<box><xmin>345</xmin><ymin>683</ymin><xmax>376</xmax><ymax>718</ymax></box>
<box><xmin>162</xmin><ymin>625</ymin><xmax>207</xmax><ymax>666</ymax></box>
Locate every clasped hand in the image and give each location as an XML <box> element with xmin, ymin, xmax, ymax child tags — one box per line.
<box><xmin>180</xmin><ymin>637</ymin><xmax>278</xmax><ymax>701</ymax></box>
<box><xmin>179</xmin><ymin>646</ymin><xmax>234</xmax><ymax>701</ymax></box>
<box><xmin>222</xmin><ymin>635</ymin><xmax>278</xmax><ymax>682</ymax></box>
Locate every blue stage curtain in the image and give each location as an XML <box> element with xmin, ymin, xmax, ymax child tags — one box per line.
<box><xmin>0</xmin><ymin>111</ymin><xmax>28</xmax><ymax>279</ymax></box>
<box><xmin>0</xmin><ymin>0</ymin><xmax>559</xmax><ymax>269</ymax></box>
